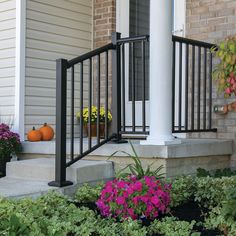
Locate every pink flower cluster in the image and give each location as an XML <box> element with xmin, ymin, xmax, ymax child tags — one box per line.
<box><xmin>96</xmin><ymin>176</ymin><xmax>171</xmax><ymax>220</ymax></box>
<box><xmin>224</xmin><ymin>72</ymin><xmax>236</xmax><ymax>97</ymax></box>
<box><xmin>0</xmin><ymin>123</ymin><xmax>21</xmax><ymax>158</ymax></box>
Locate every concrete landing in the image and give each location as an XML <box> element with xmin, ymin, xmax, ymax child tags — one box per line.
<box><xmin>20</xmin><ymin>138</ymin><xmax>233</xmax><ymax>159</ymax></box>
<box><xmin>0</xmin><ymin>177</ymin><xmax>58</xmax><ymax>198</ymax></box>
<box><xmin>0</xmin><ymin>159</ymin><xmax>114</xmax><ymax>198</ymax></box>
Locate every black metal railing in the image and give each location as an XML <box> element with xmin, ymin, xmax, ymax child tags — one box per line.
<box><xmin>172</xmin><ymin>36</ymin><xmax>217</xmax><ymax>133</ymax></box>
<box><xmin>49</xmin><ymin>32</ymin><xmax>217</xmax><ymax>187</ymax></box>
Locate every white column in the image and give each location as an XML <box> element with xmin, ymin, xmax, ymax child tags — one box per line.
<box><xmin>143</xmin><ymin>0</ymin><xmax>180</xmax><ymax>145</ymax></box>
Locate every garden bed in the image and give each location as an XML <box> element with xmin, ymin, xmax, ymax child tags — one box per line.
<box><xmin>0</xmin><ymin>169</ymin><xmax>235</xmax><ymax>235</ymax></box>
<box><xmin>77</xmin><ymin>200</ymin><xmax>222</xmax><ymax>236</ymax></box>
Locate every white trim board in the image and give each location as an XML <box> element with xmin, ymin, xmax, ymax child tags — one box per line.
<box><xmin>14</xmin><ymin>0</ymin><xmax>26</xmax><ymax>140</ymax></box>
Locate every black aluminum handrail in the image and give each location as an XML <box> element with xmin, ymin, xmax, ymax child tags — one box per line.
<box><xmin>117</xmin><ymin>35</ymin><xmax>149</xmax><ymax>44</ymax></box>
<box><xmin>172</xmin><ymin>35</ymin><xmax>216</xmax><ymax>49</ymax></box>
<box><xmin>67</xmin><ymin>43</ymin><xmax>115</xmax><ymax>68</ymax></box>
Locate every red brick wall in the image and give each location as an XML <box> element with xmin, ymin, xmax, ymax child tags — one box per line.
<box><xmin>186</xmin><ymin>0</ymin><xmax>236</xmax><ymax>168</ymax></box>
<box><xmin>93</xmin><ymin>0</ymin><xmax>116</xmax><ymax>112</ymax></box>
<box><xmin>93</xmin><ymin>0</ymin><xmax>116</xmax><ymax>49</ymax></box>
<box><xmin>186</xmin><ymin>0</ymin><xmax>236</xmax><ymax>42</ymax></box>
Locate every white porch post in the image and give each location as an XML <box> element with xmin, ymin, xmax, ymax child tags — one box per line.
<box><xmin>144</xmin><ymin>0</ymin><xmax>179</xmax><ymax>145</ymax></box>
<box><xmin>14</xmin><ymin>0</ymin><xmax>26</xmax><ymax>140</ymax></box>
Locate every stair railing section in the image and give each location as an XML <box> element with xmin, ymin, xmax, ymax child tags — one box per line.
<box><xmin>172</xmin><ymin>36</ymin><xmax>217</xmax><ymax>133</ymax></box>
<box><xmin>49</xmin><ymin>42</ymin><xmax>116</xmax><ymax>187</ymax></box>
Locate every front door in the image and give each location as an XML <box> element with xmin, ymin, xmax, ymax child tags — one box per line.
<box><xmin>116</xmin><ymin>0</ymin><xmax>186</xmax><ymax>131</ymax></box>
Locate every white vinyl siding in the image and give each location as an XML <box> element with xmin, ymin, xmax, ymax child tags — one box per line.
<box><xmin>25</xmin><ymin>0</ymin><xmax>92</xmax><ymax>136</ymax></box>
<box><xmin>0</xmin><ymin>0</ymin><xmax>16</xmax><ymax>125</ymax></box>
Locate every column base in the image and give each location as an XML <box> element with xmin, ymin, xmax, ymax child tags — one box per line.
<box><xmin>140</xmin><ymin>134</ymin><xmax>182</xmax><ymax>145</ymax></box>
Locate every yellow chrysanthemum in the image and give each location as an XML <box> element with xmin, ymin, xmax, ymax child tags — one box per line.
<box><xmin>77</xmin><ymin>106</ymin><xmax>112</xmax><ymax>124</ymax></box>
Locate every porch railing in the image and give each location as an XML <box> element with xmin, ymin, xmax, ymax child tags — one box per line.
<box><xmin>172</xmin><ymin>36</ymin><xmax>217</xmax><ymax>133</ymax></box>
<box><xmin>49</xmin><ymin>32</ymin><xmax>217</xmax><ymax>187</ymax></box>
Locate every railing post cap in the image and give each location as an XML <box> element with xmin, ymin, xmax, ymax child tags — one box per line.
<box><xmin>111</xmin><ymin>32</ymin><xmax>121</xmax><ymax>44</ymax></box>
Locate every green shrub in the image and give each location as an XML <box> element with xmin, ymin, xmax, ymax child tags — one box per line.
<box><xmin>197</xmin><ymin>168</ymin><xmax>236</xmax><ymax>178</ymax></box>
<box><xmin>204</xmin><ymin>206</ymin><xmax>236</xmax><ymax>236</ymax></box>
<box><xmin>75</xmin><ymin>182</ymin><xmax>104</xmax><ymax>203</ymax></box>
<box><xmin>0</xmin><ymin>191</ymin><xmax>101</xmax><ymax>236</ymax></box>
<box><xmin>194</xmin><ymin>176</ymin><xmax>236</xmax><ymax>209</ymax></box>
<box><xmin>222</xmin><ymin>187</ymin><xmax>236</xmax><ymax>221</ymax></box>
<box><xmin>148</xmin><ymin>217</ymin><xmax>199</xmax><ymax>236</ymax></box>
<box><xmin>169</xmin><ymin>176</ymin><xmax>196</xmax><ymax>207</ymax></box>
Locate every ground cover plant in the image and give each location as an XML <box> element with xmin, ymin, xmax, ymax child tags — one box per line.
<box><xmin>0</xmin><ymin>168</ymin><xmax>235</xmax><ymax>235</ymax></box>
<box><xmin>1</xmin><ymin>140</ymin><xmax>236</xmax><ymax>235</ymax></box>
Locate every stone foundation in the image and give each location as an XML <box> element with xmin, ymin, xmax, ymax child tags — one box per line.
<box><xmin>86</xmin><ymin>154</ymin><xmax>230</xmax><ymax>178</ymax></box>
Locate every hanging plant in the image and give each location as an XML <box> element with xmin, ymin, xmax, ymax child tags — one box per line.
<box><xmin>211</xmin><ymin>35</ymin><xmax>236</xmax><ymax>98</ymax></box>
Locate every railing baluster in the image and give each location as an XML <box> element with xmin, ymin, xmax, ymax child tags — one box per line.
<box><xmin>178</xmin><ymin>42</ymin><xmax>182</xmax><ymax>131</ymax></box>
<box><xmin>97</xmin><ymin>54</ymin><xmax>101</xmax><ymax>143</ymax></box>
<box><xmin>79</xmin><ymin>62</ymin><xmax>83</xmax><ymax>155</ymax></box>
<box><xmin>172</xmin><ymin>41</ymin><xmax>176</xmax><ymax>132</ymax></box>
<box><xmin>209</xmin><ymin>52</ymin><xmax>213</xmax><ymax>129</ymax></box>
<box><xmin>105</xmin><ymin>51</ymin><xmax>109</xmax><ymax>139</ymax></box>
<box><xmin>122</xmin><ymin>44</ymin><xmax>126</xmax><ymax>132</ymax></box>
<box><xmin>203</xmin><ymin>48</ymin><xmax>207</xmax><ymax>129</ymax></box>
<box><xmin>142</xmin><ymin>41</ymin><xmax>146</xmax><ymax>132</ymax></box>
<box><xmin>197</xmin><ymin>47</ymin><xmax>201</xmax><ymax>130</ymax></box>
<box><xmin>191</xmin><ymin>45</ymin><xmax>195</xmax><ymax>130</ymax></box>
<box><xmin>88</xmin><ymin>58</ymin><xmax>92</xmax><ymax>149</ymax></box>
<box><xmin>70</xmin><ymin>66</ymin><xmax>74</xmax><ymax>161</ymax></box>
<box><xmin>131</xmin><ymin>42</ymin><xmax>136</xmax><ymax>132</ymax></box>
<box><xmin>185</xmin><ymin>44</ymin><xmax>189</xmax><ymax>131</ymax></box>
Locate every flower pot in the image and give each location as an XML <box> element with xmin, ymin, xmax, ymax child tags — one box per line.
<box><xmin>84</xmin><ymin>123</ymin><xmax>105</xmax><ymax>138</ymax></box>
<box><xmin>0</xmin><ymin>155</ymin><xmax>11</xmax><ymax>177</ymax></box>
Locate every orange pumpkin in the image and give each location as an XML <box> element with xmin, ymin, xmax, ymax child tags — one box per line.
<box><xmin>27</xmin><ymin>127</ymin><xmax>42</xmax><ymax>142</ymax></box>
<box><xmin>39</xmin><ymin>123</ymin><xmax>54</xmax><ymax>141</ymax></box>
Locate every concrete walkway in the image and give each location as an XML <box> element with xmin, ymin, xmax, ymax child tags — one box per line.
<box><xmin>0</xmin><ymin>158</ymin><xmax>114</xmax><ymax>199</ymax></box>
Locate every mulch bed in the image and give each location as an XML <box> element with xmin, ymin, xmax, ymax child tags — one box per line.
<box><xmin>76</xmin><ymin>201</ymin><xmax>222</xmax><ymax>236</ymax></box>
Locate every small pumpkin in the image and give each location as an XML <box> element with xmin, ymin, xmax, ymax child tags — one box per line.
<box><xmin>27</xmin><ymin>127</ymin><xmax>42</xmax><ymax>142</ymax></box>
<box><xmin>39</xmin><ymin>123</ymin><xmax>54</xmax><ymax>141</ymax></box>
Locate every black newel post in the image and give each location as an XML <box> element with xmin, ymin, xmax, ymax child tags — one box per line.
<box><xmin>49</xmin><ymin>59</ymin><xmax>73</xmax><ymax>187</ymax></box>
<box><xmin>111</xmin><ymin>32</ymin><xmax>122</xmax><ymax>142</ymax></box>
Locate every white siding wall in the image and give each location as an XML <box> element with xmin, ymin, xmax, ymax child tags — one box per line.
<box><xmin>0</xmin><ymin>0</ymin><xmax>16</xmax><ymax>126</ymax></box>
<box><xmin>25</xmin><ymin>0</ymin><xmax>92</xmax><ymax>136</ymax></box>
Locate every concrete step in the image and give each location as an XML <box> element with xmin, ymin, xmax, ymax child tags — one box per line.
<box><xmin>6</xmin><ymin>158</ymin><xmax>114</xmax><ymax>184</ymax></box>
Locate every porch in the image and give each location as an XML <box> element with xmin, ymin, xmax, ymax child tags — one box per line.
<box><xmin>1</xmin><ymin>0</ymin><xmax>234</xmax><ymax>191</ymax></box>
<box><xmin>0</xmin><ymin>137</ymin><xmax>232</xmax><ymax>197</ymax></box>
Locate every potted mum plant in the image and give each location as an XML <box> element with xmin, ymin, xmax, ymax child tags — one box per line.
<box><xmin>77</xmin><ymin>106</ymin><xmax>112</xmax><ymax>138</ymax></box>
<box><xmin>0</xmin><ymin>123</ymin><xmax>22</xmax><ymax>176</ymax></box>
<box><xmin>211</xmin><ymin>35</ymin><xmax>236</xmax><ymax>98</ymax></box>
